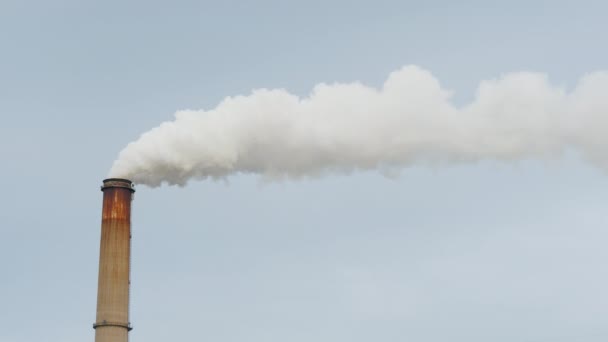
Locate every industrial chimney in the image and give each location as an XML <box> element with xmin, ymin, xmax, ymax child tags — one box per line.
<box><xmin>93</xmin><ymin>178</ymin><xmax>135</xmax><ymax>342</ymax></box>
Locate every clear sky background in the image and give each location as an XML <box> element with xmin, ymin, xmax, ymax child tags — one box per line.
<box><xmin>1</xmin><ymin>1</ymin><xmax>608</xmax><ymax>341</ymax></box>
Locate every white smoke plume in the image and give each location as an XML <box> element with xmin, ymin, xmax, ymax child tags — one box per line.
<box><xmin>109</xmin><ymin>65</ymin><xmax>608</xmax><ymax>187</ymax></box>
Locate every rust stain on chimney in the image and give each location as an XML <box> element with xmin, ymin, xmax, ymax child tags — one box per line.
<box><xmin>94</xmin><ymin>178</ymin><xmax>135</xmax><ymax>342</ymax></box>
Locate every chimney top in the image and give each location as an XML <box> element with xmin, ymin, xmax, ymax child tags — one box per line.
<box><xmin>101</xmin><ymin>178</ymin><xmax>135</xmax><ymax>192</ymax></box>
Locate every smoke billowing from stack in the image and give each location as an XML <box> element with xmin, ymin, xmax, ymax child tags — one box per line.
<box><xmin>94</xmin><ymin>178</ymin><xmax>135</xmax><ymax>342</ymax></box>
<box><xmin>109</xmin><ymin>66</ymin><xmax>608</xmax><ymax>186</ymax></box>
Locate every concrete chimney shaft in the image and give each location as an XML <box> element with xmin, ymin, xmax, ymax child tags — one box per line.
<box><xmin>94</xmin><ymin>178</ymin><xmax>135</xmax><ymax>342</ymax></box>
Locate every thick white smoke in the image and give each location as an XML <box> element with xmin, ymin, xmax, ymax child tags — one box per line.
<box><xmin>109</xmin><ymin>66</ymin><xmax>608</xmax><ymax>187</ymax></box>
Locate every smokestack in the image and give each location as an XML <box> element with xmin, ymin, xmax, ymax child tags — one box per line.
<box><xmin>93</xmin><ymin>178</ymin><xmax>135</xmax><ymax>342</ymax></box>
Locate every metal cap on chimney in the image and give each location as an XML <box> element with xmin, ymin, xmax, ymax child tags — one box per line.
<box><xmin>101</xmin><ymin>178</ymin><xmax>135</xmax><ymax>192</ymax></box>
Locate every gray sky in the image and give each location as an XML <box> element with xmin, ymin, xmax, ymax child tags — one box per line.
<box><xmin>1</xmin><ymin>1</ymin><xmax>608</xmax><ymax>341</ymax></box>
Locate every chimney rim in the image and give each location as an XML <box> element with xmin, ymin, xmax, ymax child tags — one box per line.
<box><xmin>101</xmin><ymin>178</ymin><xmax>135</xmax><ymax>192</ymax></box>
